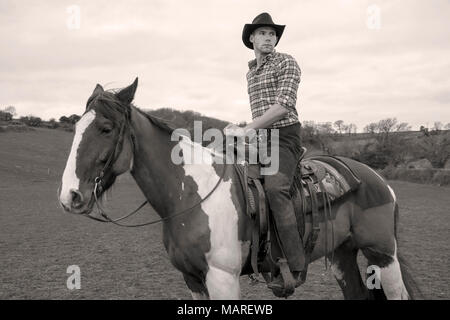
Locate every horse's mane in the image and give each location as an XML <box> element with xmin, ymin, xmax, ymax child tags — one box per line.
<box><xmin>135</xmin><ymin>108</ymin><xmax>176</xmax><ymax>134</ymax></box>
<box><xmin>87</xmin><ymin>89</ymin><xmax>176</xmax><ymax>134</ymax></box>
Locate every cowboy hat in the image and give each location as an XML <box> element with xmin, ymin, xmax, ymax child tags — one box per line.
<box><xmin>242</xmin><ymin>12</ymin><xmax>285</xmax><ymax>50</ymax></box>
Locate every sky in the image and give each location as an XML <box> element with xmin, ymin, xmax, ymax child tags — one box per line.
<box><xmin>1</xmin><ymin>0</ymin><xmax>449</xmax><ymax>131</ymax></box>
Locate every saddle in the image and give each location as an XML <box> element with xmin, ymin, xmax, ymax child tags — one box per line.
<box><xmin>234</xmin><ymin>149</ymin><xmax>361</xmax><ymax>297</ymax></box>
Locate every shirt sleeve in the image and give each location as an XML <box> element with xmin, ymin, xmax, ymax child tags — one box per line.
<box><xmin>275</xmin><ymin>56</ymin><xmax>301</xmax><ymax>112</ymax></box>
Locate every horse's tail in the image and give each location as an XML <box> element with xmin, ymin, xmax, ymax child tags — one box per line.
<box><xmin>394</xmin><ymin>202</ymin><xmax>425</xmax><ymax>300</ymax></box>
<box><xmin>394</xmin><ymin>202</ymin><xmax>399</xmax><ymax>239</ymax></box>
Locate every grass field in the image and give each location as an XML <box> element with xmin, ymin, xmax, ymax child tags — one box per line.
<box><xmin>0</xmin><ymin>128</ymin><xmax>449</xmax><ymax>299</ymax></box>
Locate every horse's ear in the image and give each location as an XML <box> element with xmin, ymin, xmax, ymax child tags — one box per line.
<box><xmin>93</xmin><ymin>84</ymin><xmax>104</xmax><ymax>95</ymax></box>
<box><xmin>116</xmin><ymin>77</ymin><xmax>138</xmax><ymax>105</ymax></box>
<box><xmin>86</xmin><ymin>84</ymin><xmax>104</xmax><ymax>108</ymax></box>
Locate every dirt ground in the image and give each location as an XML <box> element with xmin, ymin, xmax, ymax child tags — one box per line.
<box><xmin>0</xmin><ymin>129</ymin><xmax>449</xmax><ymax>299</ymax></box>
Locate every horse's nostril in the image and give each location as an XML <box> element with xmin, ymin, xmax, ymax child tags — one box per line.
<box><xmin>61</xmin><ymin>202</ymin><xmax>70</xmax><ymax>211</ymax></box>
<box><xmin>70</xmin><ymin>189</ymin><xmax>84</xmax><ymax>208</ymax></box>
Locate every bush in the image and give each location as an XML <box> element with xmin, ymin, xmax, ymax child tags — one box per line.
<box><xmin>46</xmin><ymin>119</ymin><xmax>59</xmax><ymax>129</ymax></box>
<box><xmin>431</xmin><ymin>170</ymin><xmax>450</xmax><ymax>186</ymax></box>
<box><xmin>20</xmin><ymin>116</ymin><xmax>42</xmax><ymax>127</ymax></box>
<box><xmin>415</xmin><ymin>132</ymin><xmax>450</xmax><ymax>168</ymax></box>
<box><xmin>59</xmin><ymin>116</ymin><xmax>70</xmax><ymax>124</ymax></box>
<box><xmin>354</xmin><ymin>143</ymin><xmax>390</xmax><ymax>169</ymax></box>
<box><xmin>380</xmin><ymin>165</ymin><xmax>399</xmax><ymax>180</ymax></box>
<box><xmin>0</xmin><ymin>111</ymin><xmax>13</xmax><ymax>121</ymax></box>
<box><xmin>380</xmin><ymin>167</ymin><xmax>450</xmax><ymax>186</ymax></box>
<box><xmin>68</xmin><ymin>114</ymin><xmax>81</xmax><ymax>124</ymax></box>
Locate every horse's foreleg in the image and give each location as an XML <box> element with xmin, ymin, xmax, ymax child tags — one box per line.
<box><xmin>180</xmin><ymin>262</ymin><xmax>240</xmax><ymax>300</ymax></box>
<box><xmin>190</xmin><ymin>291</ymin><xmax>209</xmax><ymax>300</ymax></box>
<box><xmin>182</xmin><ymin>272</ymin><xmax>210</xmax><ymax>300</ymax></box>
<box><xmin>329</xmin><ymin>237</ymin><xmax>369</xmax><ymax>300</ymax></box>
<box><xmin>205</xmin><ymin>264</ymin><xmax>240</xmax><ymax>300</ymax></box>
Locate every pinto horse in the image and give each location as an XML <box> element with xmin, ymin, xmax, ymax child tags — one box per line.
<box><xmin>58</xmin><ymin>78</ymin><xmax>422</xmax><ymax>300</ymax></box>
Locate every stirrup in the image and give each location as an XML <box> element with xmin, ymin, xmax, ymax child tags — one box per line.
<box><xmin>267</xmin><ymin>258</ymin><xmax>296</xmax><ymax>298</ymax></box>
<box><xmin>267</xmin><ymin>270</ymin><xmax>306</xmax><ymax>290</ymax></box>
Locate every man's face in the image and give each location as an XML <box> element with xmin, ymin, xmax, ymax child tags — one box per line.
<box><xmin>250</xmin><ymin>26</ymin><xmax>277</xmax><ymax>54</ymax></box>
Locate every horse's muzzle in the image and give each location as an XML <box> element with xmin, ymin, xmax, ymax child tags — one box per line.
<box><xmin>60</xmin><ymin>188</ymin><xmax>94</xmax><ymax>215</ymax></box>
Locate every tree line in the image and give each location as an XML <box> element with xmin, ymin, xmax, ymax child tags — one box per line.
<box><xmin>0</xmin><ymin>106</ymin><xmax>81</xmax><ymax>129</ymax></box>
<box><xmin>1</xmin><ymin>105</ymin><xmax>449</xmax><ymax>170</ymax></box>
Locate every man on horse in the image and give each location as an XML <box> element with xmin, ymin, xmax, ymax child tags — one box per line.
<box><xmin>225</xmin><ymin>12</ymin><xmax>306</xmax><ymax>291</ymax></box>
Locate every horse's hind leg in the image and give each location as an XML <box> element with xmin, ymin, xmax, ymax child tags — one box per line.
<box><xmin>354</xmin><ymin>201</ymin><xmax>410</xmax><ymax>300</ymax></box>
<box><xmin>329</xmin><ymin>237</ymin><xmax>369</xmax><ymax>300</ymax></box>
<box><xmin>361</xmin><ymin>240</ymin><xmax>409</xmax><ymax>300</ymax></box>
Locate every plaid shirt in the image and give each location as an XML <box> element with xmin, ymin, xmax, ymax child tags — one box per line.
<box><xmin>247</xmin><ymin>50</ymin><xmax>301</xmax><ymax>128</ymax></box>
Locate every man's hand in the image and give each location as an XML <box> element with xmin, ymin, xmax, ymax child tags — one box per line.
<box><xmin>223</xmin><ymin>123</ymin><xmax>248</xmax><ymax>138</ymax></box>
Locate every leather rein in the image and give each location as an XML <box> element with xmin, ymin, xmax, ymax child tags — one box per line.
<box><xmin>84</xmin><ymin>110</ymin><xmax>226</xmax><ymax>227</ymax></box>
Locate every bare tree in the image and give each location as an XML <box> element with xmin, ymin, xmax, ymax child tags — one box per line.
<box><xmin>3</xmin><ymin>106</ymin><xmax>16</xmax><ymax>117</ymax></box>
<box><xmin>395</xmin><ymin>122</ymin><xmax>411</xmax><ymax>132</ymax></box>
<box><xmin>348</xmin><ymin>123</ymin><xmax>357</xmax><ymax>135</ymax></box>
<box><xmin>316</xmin><ymin>122</ymin><xmax>335</xmax><ymax>135</ymax></box>
<box><xmin>377</xmin><ymin>118</ymin><xmax>398</xmax><ymax>135</ymax></box>
<box><xmin>364</xmin><ymin>122</ymin><xmax>378</xmax><ymax>134</ymax></box>
<box><xmin>445</xmin><ymin>123</ymin><xmax>450</xmax><ymax>130</ymax></box>
<box><xmin>342</xmin><ymin>123</ymin><xmax>357</xmax><ymax>135</ymax></box>
<box><xmin>301</xmin><ymin>120</ymin><xmax>316</xmax><ymax>139</ymax></box>
<box><xmin>333</xmin><ymin>120</ymin><xmax>344</xmax><ymax>134</ymax></box>
<box><xmin>433</xmin><ymin>121</ymin><xmax>443</xmax><ymax>131</ymax></box>
<box><xmin>340</xmin><ymin>124</ymin><xmax>349</xmax><ymax>135</ymax></box>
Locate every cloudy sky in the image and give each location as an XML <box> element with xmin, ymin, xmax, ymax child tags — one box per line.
<box><xmin>1</xmin><ymin>0</ymin><xmax>449</xmax><ymax>130</ymax></box>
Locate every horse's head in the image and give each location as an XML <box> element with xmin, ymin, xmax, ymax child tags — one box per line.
<box><xmin>59</xmin><ymin>78</ymin><xmax>138</xmax><ymax>215</ymax></box>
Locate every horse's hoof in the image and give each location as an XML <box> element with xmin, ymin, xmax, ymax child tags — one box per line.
<box><xmin>267</xmin><ymin>280</ymin><xmax>295</xmax><ymax>298</ymax></box>
<box><xmin>269</xmin><ymin>286</ymin><xmax>294</xmax><ymax>298</ymax></box>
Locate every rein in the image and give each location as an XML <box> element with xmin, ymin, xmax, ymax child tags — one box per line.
<box><xmin>85</xmin><ymin>108</ymin><xmax>227</xmax><ymax>227</ymax></box>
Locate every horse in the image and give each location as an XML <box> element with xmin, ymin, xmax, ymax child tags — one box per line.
<box><xmin>58</xmin><ymin>78</ymin><xmax>422</xmax><ymax>300</ymax></box>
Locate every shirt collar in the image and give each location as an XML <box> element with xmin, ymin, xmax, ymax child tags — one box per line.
<box><xmin>248</xmin><ymin>50</ymin><xmax>277</xmax><ymax>70</ymax></box>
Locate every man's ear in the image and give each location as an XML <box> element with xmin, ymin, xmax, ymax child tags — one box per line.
<box><xmin>116</xmin><ymin>77</ymin><xmax>138</xmax><ymax>105</ymax></box>
<box><xmin>249</xmin><ymin>33</ymin><xmax>254</xmax><ymax>44</ymax></box>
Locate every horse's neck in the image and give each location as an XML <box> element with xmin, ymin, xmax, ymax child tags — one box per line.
<box><xmin>129</xmin><ymin>108</ymin><xmax>183</xmax><ymax>217</ymax></box>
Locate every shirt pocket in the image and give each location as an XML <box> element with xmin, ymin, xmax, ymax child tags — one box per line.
<box><xmin>261</xmin><ymin>69</ymin><xmax>278</xmax><ymax>91</ymax></box>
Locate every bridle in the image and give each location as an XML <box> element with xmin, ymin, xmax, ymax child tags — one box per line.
<box><xmin>85</xmin><ymin>106</ymin><xmax>227</xmax><ymax>227</ymax></box>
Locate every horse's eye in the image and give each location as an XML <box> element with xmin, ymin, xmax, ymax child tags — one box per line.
<box><xmin>101</xmin><ymin>126</ymin><xmax>112</xmax><ymax>134</ymax></box>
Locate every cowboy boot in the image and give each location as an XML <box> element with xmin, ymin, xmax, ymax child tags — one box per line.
<box><xmin>267</xmin><ymin>201</ymin><xmax>307</xmax><ymax>290</ymax></box>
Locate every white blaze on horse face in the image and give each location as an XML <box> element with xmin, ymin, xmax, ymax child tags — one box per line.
<box><xmin>178</xmin><ymin>136</ymin><xmax>241</xmax><ymax>299</ymax></box>
<box><xmin>60</xmin><ymin>110</ymin><xmax>96</xmax><ymax>207</ymax></box>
